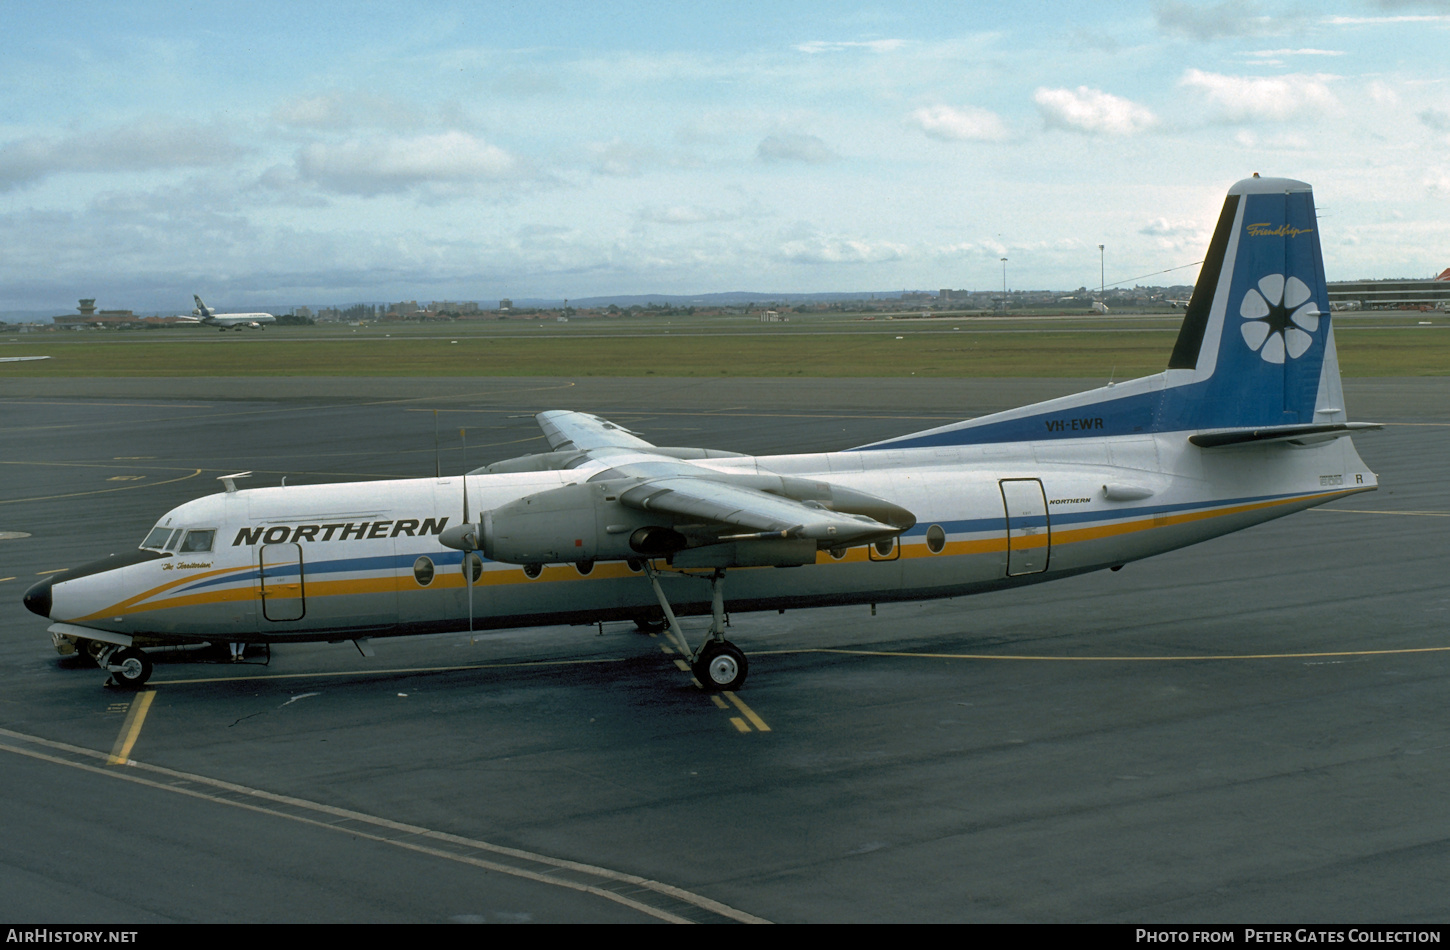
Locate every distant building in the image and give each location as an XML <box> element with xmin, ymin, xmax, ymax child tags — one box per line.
<box><xmin>499</xmin><ymin>298</ymin><xmax>513</xmax><ymax>312</ymax></box>
<box><xmin>52</xmin><ymin>299</ymin><xmax>140</xmax><ymax>327</ymax></box>
<box><xmin>1329</xmin><ymin>274</ymin><xmax>1450</xmax><ymax>310</ymax></box>
<box><xmin>432</xmin><ymin>300</ymin><xmax>479</xmax><ymax>315</ymax></box>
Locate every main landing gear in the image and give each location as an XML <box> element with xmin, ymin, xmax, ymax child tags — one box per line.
<box><xmin>643</xmin><ymin>564</ymin><xmax>748</xmax><ymax>691</ymax></box>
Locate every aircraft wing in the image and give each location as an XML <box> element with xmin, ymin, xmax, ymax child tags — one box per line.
<box><xmin>536</xmin><ymin>410</ymin><xmax>659</xmax><ymax>452</ymax></box>
<box><xmin>514</xmin><ymin>411</ymin><xmax>915</xmax><ymax>548</ymax></box>
<box><xmin>617</xmin><ymin>476</ymin><xmax>904</xmax><ymax>545</ymax></box>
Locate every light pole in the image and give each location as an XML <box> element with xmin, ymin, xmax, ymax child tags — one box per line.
<box><xmin>1000</xmin><ymin>257</ymin><xmax>1008</xmax><ymax>311</ymax></box>
<box><xmin>1098</xmin><ymin>244</ymin><xmax>1105</xmax><ymax>298</ymax></box>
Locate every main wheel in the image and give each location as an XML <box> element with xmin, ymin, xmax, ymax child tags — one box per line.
<box><xmin>109</xmin><ymin>647</ymin><xmax>153</xmax><ymax>689</ymax></box>
<box><xmin>633</xmin><ymin>614</ymin><xmax>667</xmax><ymax>634</ymax></box>
<box><xmin>692</xmin><ymin>640</ymin><xmax>748</xmax><ymax>691</ymax></box>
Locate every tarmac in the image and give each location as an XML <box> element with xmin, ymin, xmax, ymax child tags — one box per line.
<box><xmin>1</xmin><ymin>376</ymin><xmax>1447</xmax><ymax>923</ymax></box>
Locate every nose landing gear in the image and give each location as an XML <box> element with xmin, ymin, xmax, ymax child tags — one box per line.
<box><xmin>100</xmin><ymin>645</ymin><xmax>153</xmax><ymax>689</ymax></box>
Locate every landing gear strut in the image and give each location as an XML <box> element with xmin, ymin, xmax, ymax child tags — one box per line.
<box><xmin>644</xmin><ymin>564</ymin><xmax>748</xmax><ymax>691</ymax></box>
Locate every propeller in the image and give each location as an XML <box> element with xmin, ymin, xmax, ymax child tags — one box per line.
<box><xmin>438</xmin><ymin>427</ymin><xmax>481</xmax><ymax>635</ymax></box>
<box><xmin>461</xmin><ymin>427</ymin><xmax>475</xmax><ymax>636</ymax></box>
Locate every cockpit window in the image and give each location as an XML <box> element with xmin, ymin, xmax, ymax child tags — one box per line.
<box><xmin>165</xmin><ymin>529</ymin><xmax>184</xmax><ymax>551</ymax></box>
<box><xmin>141</xmin><ymin>527</ymin><xmax>172</xmax><ymax>550</ymax></box>
<box><xmin>180</xmin><ymin>530</ymin><xmax>215</xmax><ymax>553</ymax></box>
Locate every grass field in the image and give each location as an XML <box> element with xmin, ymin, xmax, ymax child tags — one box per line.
<box><xmin>3</xmin><ymin>313</ymin><xmax>1446</xmax><ymax>378</ymax></box>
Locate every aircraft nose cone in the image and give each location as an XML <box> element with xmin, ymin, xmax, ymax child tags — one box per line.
<box><xmin>23</xmin><ymin>577</ymin><xmax>53</xmax><ymax>618</ymax></box>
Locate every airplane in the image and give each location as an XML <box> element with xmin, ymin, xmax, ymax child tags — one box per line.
<box><xmin>23</xmin><ymin>176</ymin><xmax>1379</xmax><ymax>691</ymax></box>
<box><xmin>182</xmin><ymin>295</ymin><xmax>277</xmax><ymax>331</ymax></box>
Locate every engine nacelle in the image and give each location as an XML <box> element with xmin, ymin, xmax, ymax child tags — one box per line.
<box><xmin>481</xmin><ymin>483</ymin><xmax>665</xmax><ymax>564</ymax></box>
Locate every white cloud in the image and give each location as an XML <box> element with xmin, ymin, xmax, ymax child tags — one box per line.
<box><xmin>1140</xmin><ymin>217</ymin><xmax>1214</xmax><ymax>255</ymax></box>
<box><xmin>779</xmin><ymin>235</ymin><xmax>907</xmax><ymax>264</ymax></box>
<box><xmin>636</xmin><ymin>205</ymin><xmax>740</xmax><ymax>225</ymax></box>
<box><xmin>1033</xmin><ymin>86</ymin><xmax>1156</xmax><ymax>136</ymax></box>
<box><xmin>1246</xmin><ymin>48</ymin><xmax>1345</xmax><ymax>58</ymax></box>
<box><xmin>0</xmin><ymin>118</ymin><xmax>247</xmax><ymax>191</ymax></box>
<box><xmin>1179</xmin><ymin>69</ymin><xmax>1338</xmax><ymax>121</ymax></box>
<box><xmin>756</xmin><ymin>133</ymin><xmax>837</xmax><ymax>164</ymax></box>
<box><xmin>1368</xmin><ymin>80</ymin><xmax>1402</xmax><ymax>106</ymax></box>
<box><xmin>908</xmin><ymin>105</ymin><xmax>1009</xmax><ymax>142</ymax></box>
<box><xmin>1420</xmin><ymin>108</ymin><xmax>1450</xmax><ymax>132</ymax></box>
<box><xmin>794</xmin><ymin>40</ymin><xmax>906</xmax><ymax>54</ymax></box>
<box><xmin>1155</xmin><ymin>1</ymin><xmax>1302</xmax><ymax>39</ymax></box>
<box><xmin>273</xmin><ymin>92</ymin><xmax>470</xmax><ymax>133</ymax></box>
<box><xmin>1233</xmin><ymin>129</ymin><xmax>1312</xmax><ymax>149</ymax></box>
<box><xmin>274</xmin><ymin>93</ymin><xmax>360</xmax><ymax>130</ymax></box>
<box><xmin>295</xmin><ymin>132</ymin><xmax>518</xmax><ymax>196</ymax></box>
<box><xmin>589</xmin><ymin>139</ymin><xmax>659</xmax><ymax>177</ymax></box>
<box><xmin>1323</xmin><ymin>14</ymin><xmax>1450</xmax><ymax>26</ymax></box>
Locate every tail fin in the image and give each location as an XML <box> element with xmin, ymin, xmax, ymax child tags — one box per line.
<box><xmin>860</xmin><ymin>176</ymin><xmax>1346</xmax><ymax>450</ymax></box>
<box><xmin>1156</xmin><ymin>175</ymin><xmax>1341</xmax><ymax>430</ymax></box>
<box><xmin>193</xmin><ymin>295</ymin><xmax>212</xmax><ymax>318</ymax></box>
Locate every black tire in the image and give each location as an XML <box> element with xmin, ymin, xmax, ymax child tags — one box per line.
<box><xmin>633</xmin><ymin>612</ymin><xmax>667</xmax><ymax>634</ymax></box>
<box><xmin>692</xmin><ymin>640</ymin><xmax>748</xmax><ymax>691</ymax></box>
<box><xmin>109</xmin><ymin>647</ymin><xmax>153</xmax><ymax>689</ymax></box>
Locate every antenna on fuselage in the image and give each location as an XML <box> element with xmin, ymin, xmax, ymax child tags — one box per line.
<box><xmin>218</xmin><ymin>472</ymin><xmax>253</xmax><ymax>493</ymax></box>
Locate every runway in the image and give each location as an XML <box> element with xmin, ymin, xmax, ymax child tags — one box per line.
<box><xmin>1</xmin><ymin>376</ymin><xmax>1447</xmax><ymax>923</ymax></box>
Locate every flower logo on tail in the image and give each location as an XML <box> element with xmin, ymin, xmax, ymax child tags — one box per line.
<box><xmin>1240</xmin><ymin>274</ymin><xmax>1319</xmax><ymax>364</ymax></box>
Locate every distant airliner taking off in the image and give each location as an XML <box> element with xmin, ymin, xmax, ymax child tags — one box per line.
<box><xmin>25</xmin><ymin>177</ymin><xmax>1379</xmax><ymax>692</ymax></box>
<box><xmin>183</xmin><ymin>295</ymin><xmax>276</xmax><ymax>331</ymax></box>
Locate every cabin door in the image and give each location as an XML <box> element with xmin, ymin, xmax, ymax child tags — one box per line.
<box><xmin>1000</xmin><ymin>479</ymin><xmax>1050</xmax><ymax>576</ymax></box>
<box><xmin>259</xmin><ymin>542</ymin><xmax>306</xmax><ymax>621</ymax></box>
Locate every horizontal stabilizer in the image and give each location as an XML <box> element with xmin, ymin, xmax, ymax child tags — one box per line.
<box><xmin>1189</xmin><ymin>422</ymin><xmax>1381</xmax><ymax>449</ymax></box>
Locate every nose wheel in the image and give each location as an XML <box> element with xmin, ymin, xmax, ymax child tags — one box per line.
<box><xmin>692</xmin><ymin>640</ymin><xmax>748</xmax><ymax>692</ymax></box>
<box><xmin>104</xmin><ymin>646</ymin><xmax>153</xmax><ymax>689</ymax></box>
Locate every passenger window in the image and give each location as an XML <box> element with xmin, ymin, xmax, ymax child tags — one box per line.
<box><xmin>180</xmin><ymin>530</ymin><xmax>215</xmax><ymax>553</ymax></box>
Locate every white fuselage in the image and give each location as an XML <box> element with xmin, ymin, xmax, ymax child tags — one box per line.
<box><xmin>41</xmin><ymin>431</ymin><xmax>1376</xmax><ymax>646</ymax></box>
<box><xmin>203</xmin><ymin>312</ymin><xmax>276</xmax><ymax>329</ymax></box>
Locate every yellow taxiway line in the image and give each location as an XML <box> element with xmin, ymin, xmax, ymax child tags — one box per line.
<box><xmin>108</xmin><ymin>690</ymin><xmax>156</xmax><ymax>765</ymax></box>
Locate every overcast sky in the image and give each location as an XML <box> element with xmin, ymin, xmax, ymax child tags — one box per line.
<box><xmin>3</xmin><ymin>1</ymin><xmax>1448</xmax><ymax>313</ymax></box>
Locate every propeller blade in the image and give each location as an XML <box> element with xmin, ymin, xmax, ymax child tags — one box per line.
<box><xmin>460</xmin><ymin>427</ymin><xmax>469</xmax><ymax>524</ymax></box>
<box><xmin>461</xmin><ymin>427</ymin><xmax>474</xmax><ymax>634</ymax></box>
